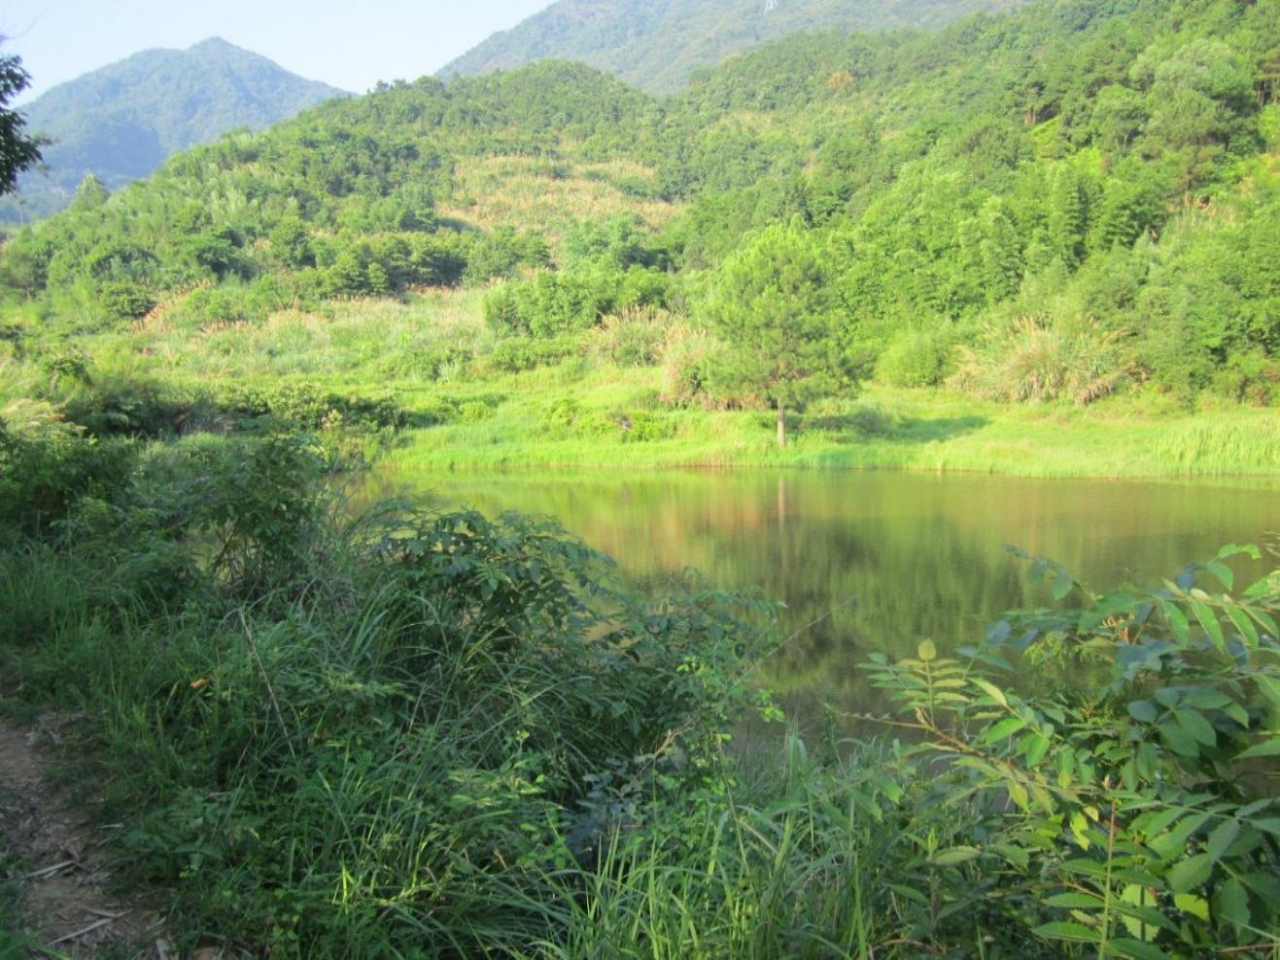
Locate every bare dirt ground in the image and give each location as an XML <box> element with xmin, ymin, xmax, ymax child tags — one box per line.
<box><xmin>0</xmin><ymin>715</ymin><xmax>171</xmax><ymax>958</ymax></box>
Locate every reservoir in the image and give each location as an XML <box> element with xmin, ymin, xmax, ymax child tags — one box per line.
<box><xmin>381</xmin><ymin>469</ymin><xmax>1280</xmax><ymax>731</ymax></box>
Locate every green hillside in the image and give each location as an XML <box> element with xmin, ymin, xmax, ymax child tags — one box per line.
<box><xmin>442</xmin><ymin>0</ymin><xmax>1032</xmax><ymax>94</ymax></box>
<box><xmin>1</xmin><ymin>0</ymin><xmax>1278</xmax><ymax>465</ymax></box>
<box><xmin>0</xmin><ymin>38</ymin><xmax>347</xmax><ymax>222</ymax></box>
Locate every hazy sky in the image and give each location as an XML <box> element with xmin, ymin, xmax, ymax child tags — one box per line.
<box><xmin>0</xmin><ymin>0</ymin><xmax>554</xmax><ymax>102</ymax></box>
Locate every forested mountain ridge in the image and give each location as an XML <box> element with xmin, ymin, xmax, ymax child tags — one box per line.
<box><xmin>2</xmin><ymin>0</ymin><xmax>1278</xmax><ymax>416</ymax></box>
<box><xmin>0</xmin><ymin>38</ymin><xmax>348</xmax><ymax>222</ymax></box>
<box><xmin>441</xmin><ymin>0</ymin><xmax>1032</xmax><ymax>94</ymax></box>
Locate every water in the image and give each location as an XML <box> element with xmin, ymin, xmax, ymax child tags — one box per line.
<box><xmin>377</xmin><ymin>468</ymin><xmax>1280</xmax><ymax>731</ymax></box>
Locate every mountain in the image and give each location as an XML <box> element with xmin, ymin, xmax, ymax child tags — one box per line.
<box><xmin>2</xmin><ymin>38</ymin><xmax>348</xmax><ymax>222</ymax></box>
<box><xmin>441</xmin><ymin>0</ymin><xmax>1032</xmax><ymax>94</ymax></box>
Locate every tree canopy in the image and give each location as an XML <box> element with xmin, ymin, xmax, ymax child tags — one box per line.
<box><xmin>702</xmin><ymin>223</ymin><xmax>851</xmax><ymax>446</ymax></box>
<box><xmin>0</xmin><ymin>46</ymin><xmax>41</xmax><ymax>195</ymax></box>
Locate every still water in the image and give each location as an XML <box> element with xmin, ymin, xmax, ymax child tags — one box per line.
<box><xmin>382</xmin><ymin>469</ymin><xmax>1279</xmax><ymax>731</ymax></box>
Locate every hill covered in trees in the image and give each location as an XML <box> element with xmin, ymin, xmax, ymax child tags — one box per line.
<box><xmin>441</xmin><ymin>0</ymin><xmax>1032</xmax><ymax>94</ymax></box>
<box><xmin>1</xmin><ymin>0</ymin><xmax>1278</xmax><ymax>432</ymax></box>
<box><xmin>0</xmin><ymin>38</ymin><xmax>347</xmax><ymax>222</ymax></box>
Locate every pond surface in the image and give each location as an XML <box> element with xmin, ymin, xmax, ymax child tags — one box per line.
<box><xmin>378</xmin><ymin>469</ymin><xmax>1280</xmax><ymax>733</ymax></box>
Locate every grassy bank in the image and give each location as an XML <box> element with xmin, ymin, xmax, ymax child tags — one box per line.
<box><xmin>387</xmin><ymin>379</ymin><xmax>1280</xmax><ymax>477</ymax></box>
<box><xmin>8</xmin><ymin>290</ymin><xmax>1280</xmax><ymax>481</ymax></box>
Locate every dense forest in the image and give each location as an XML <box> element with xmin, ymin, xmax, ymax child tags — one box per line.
<box><xmin>1</xmin><ymin>0</ymin><xmax>1276</xmax><ymax>428</ymax></box>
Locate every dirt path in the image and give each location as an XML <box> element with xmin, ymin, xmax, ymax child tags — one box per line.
<box><xmin>0</xmin><ymin>715</ymin><xmax>167</xmax><ymax>958</ymax></box>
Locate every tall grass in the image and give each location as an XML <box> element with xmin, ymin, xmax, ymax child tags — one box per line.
<box><xmin>539</xmin><ymin>734</ymin><xmax>900</xmax><ymax>960</ymax></box>
<box><xmin>1</xmin><ymin>432</ymin><xmax>784</xmax><ymax>955</ymax></box>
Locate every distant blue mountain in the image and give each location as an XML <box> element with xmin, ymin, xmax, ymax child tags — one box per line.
<box><xmin>441</xmin><ymin>0</ymin><xmax>1030</xmax><ymax>94</ymax></box>
<box><xmin>4</xmin><ymin>38</ymin><xmax>348</xmax><ymax>222</ymax></box>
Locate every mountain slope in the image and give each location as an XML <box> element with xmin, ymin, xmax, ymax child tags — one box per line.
<box><xmin>1</xmin><ymin>0</ymin><xmax>1276</xmax><ymax>411</ymax></box>
<box><xmin>2</xmin><ymin>38</ymin><xmax>347</xmax><ymax>222</ymax></box>
<box><xmin>441</xmin><ymin>0</ymin><xmax>1031</xmax><ymax>93</ymax></box>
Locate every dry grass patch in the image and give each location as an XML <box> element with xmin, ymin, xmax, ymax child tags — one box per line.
<box><xmin>442</xmin><ymin>155</ymin><xmax>682</xmax><ymax>243</ymax></box>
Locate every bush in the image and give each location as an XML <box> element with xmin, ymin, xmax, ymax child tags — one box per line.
<box><xmin>590</xmin><ymin>306</ymin><xmax>672</xmax><ymax>368</ymax></box>
<box><xmin>876</xmin><ymin>326</ymin><xmax>953</xmax><ymax>387</ymax></box>
<box><xmin>217</xmin><ymin>384</ymin><xmax>408</xmax><ymax>432</ymax></box>
<box><xmin>0</xmin><ymin>402</ymin><xmax>137</xmax><ymax>537</ymax></box>
<box><xmin>486</xmin><ymin>335</ymin><xmax>581</xmax><ymax>373</ymax></box>
<box><xmin>863</xmin><ymin>545</ymin><xmax>1280</xmax><ymax>955</ymax></box>
<box><xmin>618</xmin><ymin>409</ymin><xmax>677</xmax><ymax>443</ymax></box>
<box><xmin>950</xmin><ymin>315</ymin><xmax>1133</xmax><ymax>404</ymax></box>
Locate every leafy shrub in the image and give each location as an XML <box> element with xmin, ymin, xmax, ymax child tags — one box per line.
<box><xmin>413</xmin><ymin>396</ymin><xmax>457</xmax><ymax>427</ymax></box>
<box><xmin>863</xmin><ymin>545</ymin><xmax>1280</xmax><ymax>956</ymax></box>
<box><xmin>189</xmin><ymin>433</ymin><xmax>332</xmax><ymax>595</ymax></box>
<box><xmin>876</xmin><ymin>326</ymin><xmax>953</xmax><ymax>387</ymax></box>
<box><xmin>99</xmin><ymin>281</ymin><xmax>157</xmax><ymax>322</ymax></box>
<box><xmin>217</xmin><ymin>384</ymin><xmax>407</xmax><ymax>432</ymax></box>
<box><xmin>0</xmin><ymin>401</ymin><xmax>137</xmax><ymax>537</ymax></box>
<box><xmin>456</xmin><ymin>400</ymin><xmax>495</xmax><ymax>423</ymax></box>
<box><xmin>618</xmin><ymin>410</ymin><xmax>676</xmax><ymax>443</ymax></box>
<box><xmin>59</xmin><ymin>375</ymin><xmax>202</xmax><ymax>438</ymax></box>
<box><xmin>659</xmin><ymin>328</ymin><xmax>725</xmax><ymax>408</ymax></box>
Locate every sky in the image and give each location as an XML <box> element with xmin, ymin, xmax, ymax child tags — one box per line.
<box><xmin>0</xmin><ymin>0</ymin><xmax>554</xmax><ymax>103</ymax></box>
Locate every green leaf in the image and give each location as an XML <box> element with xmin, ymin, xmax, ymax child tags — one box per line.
<box><xmin>1158</xmin><ymin>721</ymin><xmax>1199</xmax><ymax>757</ymax></box>
<box><xmin>917</xmin><ymin>639</ymin><xmax>937</xmax><ymax>662</ymax></box>
<box><xmin>1214</xmin><ymin>877</ymin><xmax>1251</xmax><ymax>931</ymax></box>
<box><xmin>970</xmin><ymin>677</ymin><xmax>1008</xmax><ymax>708</ymax></box>
<box><xmin>1202</xmin><ymin>559</ymin><xmax>1234</xmax><ymax>592</ymax></box>
<box><xmin>1023</xmin><ymin>732</ymin><xmax>1051</xmax><ymax>767</ymax></box>
<box><xmin>1061</xmin><ymin>858</ymin><xmax>1111</xmax><ymax>880</ymax></box>
<box><xmin>1222</xmin><ymin>601</ymin><xmax>1259</xmax><ymax>646</ymax></box>
<box><xmin>931</xmin><ymin>845</ymin><xmax>981</xmax><ymax>866</ymax></box>
<box><xmin>1248</xmin><ymin>606</ymin><xmax>1279</xmax><ymax>637</ymax></box>
<box><xmin>1173</xmin><ymin>893</ymin><xmax>1209</xmax><ymax>920</ymax></box>
<box><xmin>1050</xmin><ymin>566</ymin><xmax>1075</xmax><ymax>602</ymax></box>
<box><xmin>1148</xmin><ymin>813</ymin><xmax>1210</xmax><ymax>859</ymax></box>
<box><xmin>1239</xmin><ymin>870</ymin><xmax>1280</xmax><ymax>907</ymax></box>
<box><xmin>1044</xmin><ymin>892</ymin><xmax>1105</xmax><ymax>909</ymax></box>
<box><xmin>1167</xmin><ymin>852</ymin><xmax>1214</xmax><ymax>894</ymax></box>
<box><xmin>990</xmin><ymin>842</ymin><xmax>1030</xmax><ymax>870</ymax></box>
<box><xmin>1236</xmin><ymin>738</ymin><xmax>1280</xmax><ymax>760</ymax></box>
<box><xmin>1034</xmin><ymin>920</ymin><xmax>1099</xmax><ymax>943</ymax></box>
<box><xmin>1174</xmin><ymin>709</ymin><xmax>1218</xmax><ymax>747</ymax></box>
<box><xmin>1206</xmin><ymin>818</ymin><xmax>1240</xmax><ymax>862</ymax></box>
<box><xmin>1159</xmin><ymin>599</ymin><xmax>1191</xmax><ymax>644</ymax></box>
<box><xmin>888</xmin><ymin>883</ymin><xmax>928</xmax><ymax>905</ymax></box>
<box><xmin>1128</xmin><ymin>699</ymin><xmax>1158</xmax><ymax>723</ymax></box>
<box><xmin>1217</xmin><ymin>543</ymin><xmax>1260</xmax><ymax>561</ymax></box>
<box><xmin>1179</xmin><ymin>688</ymin><xmax>1233</xmax><ymax>711</ymax></box>
<box><xmin>984</xmin><ymin>716</ymin><xmax>1028</xmax><ymax>743</ymax></box>
<box><xmin>1257</xmin><ymin>675</ymin><xmax>1280</xmax><ymax>708</ymax></box>
<box><xmin>1188</xmin><ymin>598</ymin><xmax>1225</xmax><ymax>652</ymax></box>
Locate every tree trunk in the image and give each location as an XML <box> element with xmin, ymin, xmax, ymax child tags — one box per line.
<box><xmin>776</xmin><ymin>404</ymin><xmax>787</xmax><ymax>448</ymax></box>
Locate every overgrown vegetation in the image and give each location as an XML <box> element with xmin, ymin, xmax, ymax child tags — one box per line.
<box><xmin>1</xmin><ymin>407</ymin><xmax>1277</xmax><ymax>956</ymax></box>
